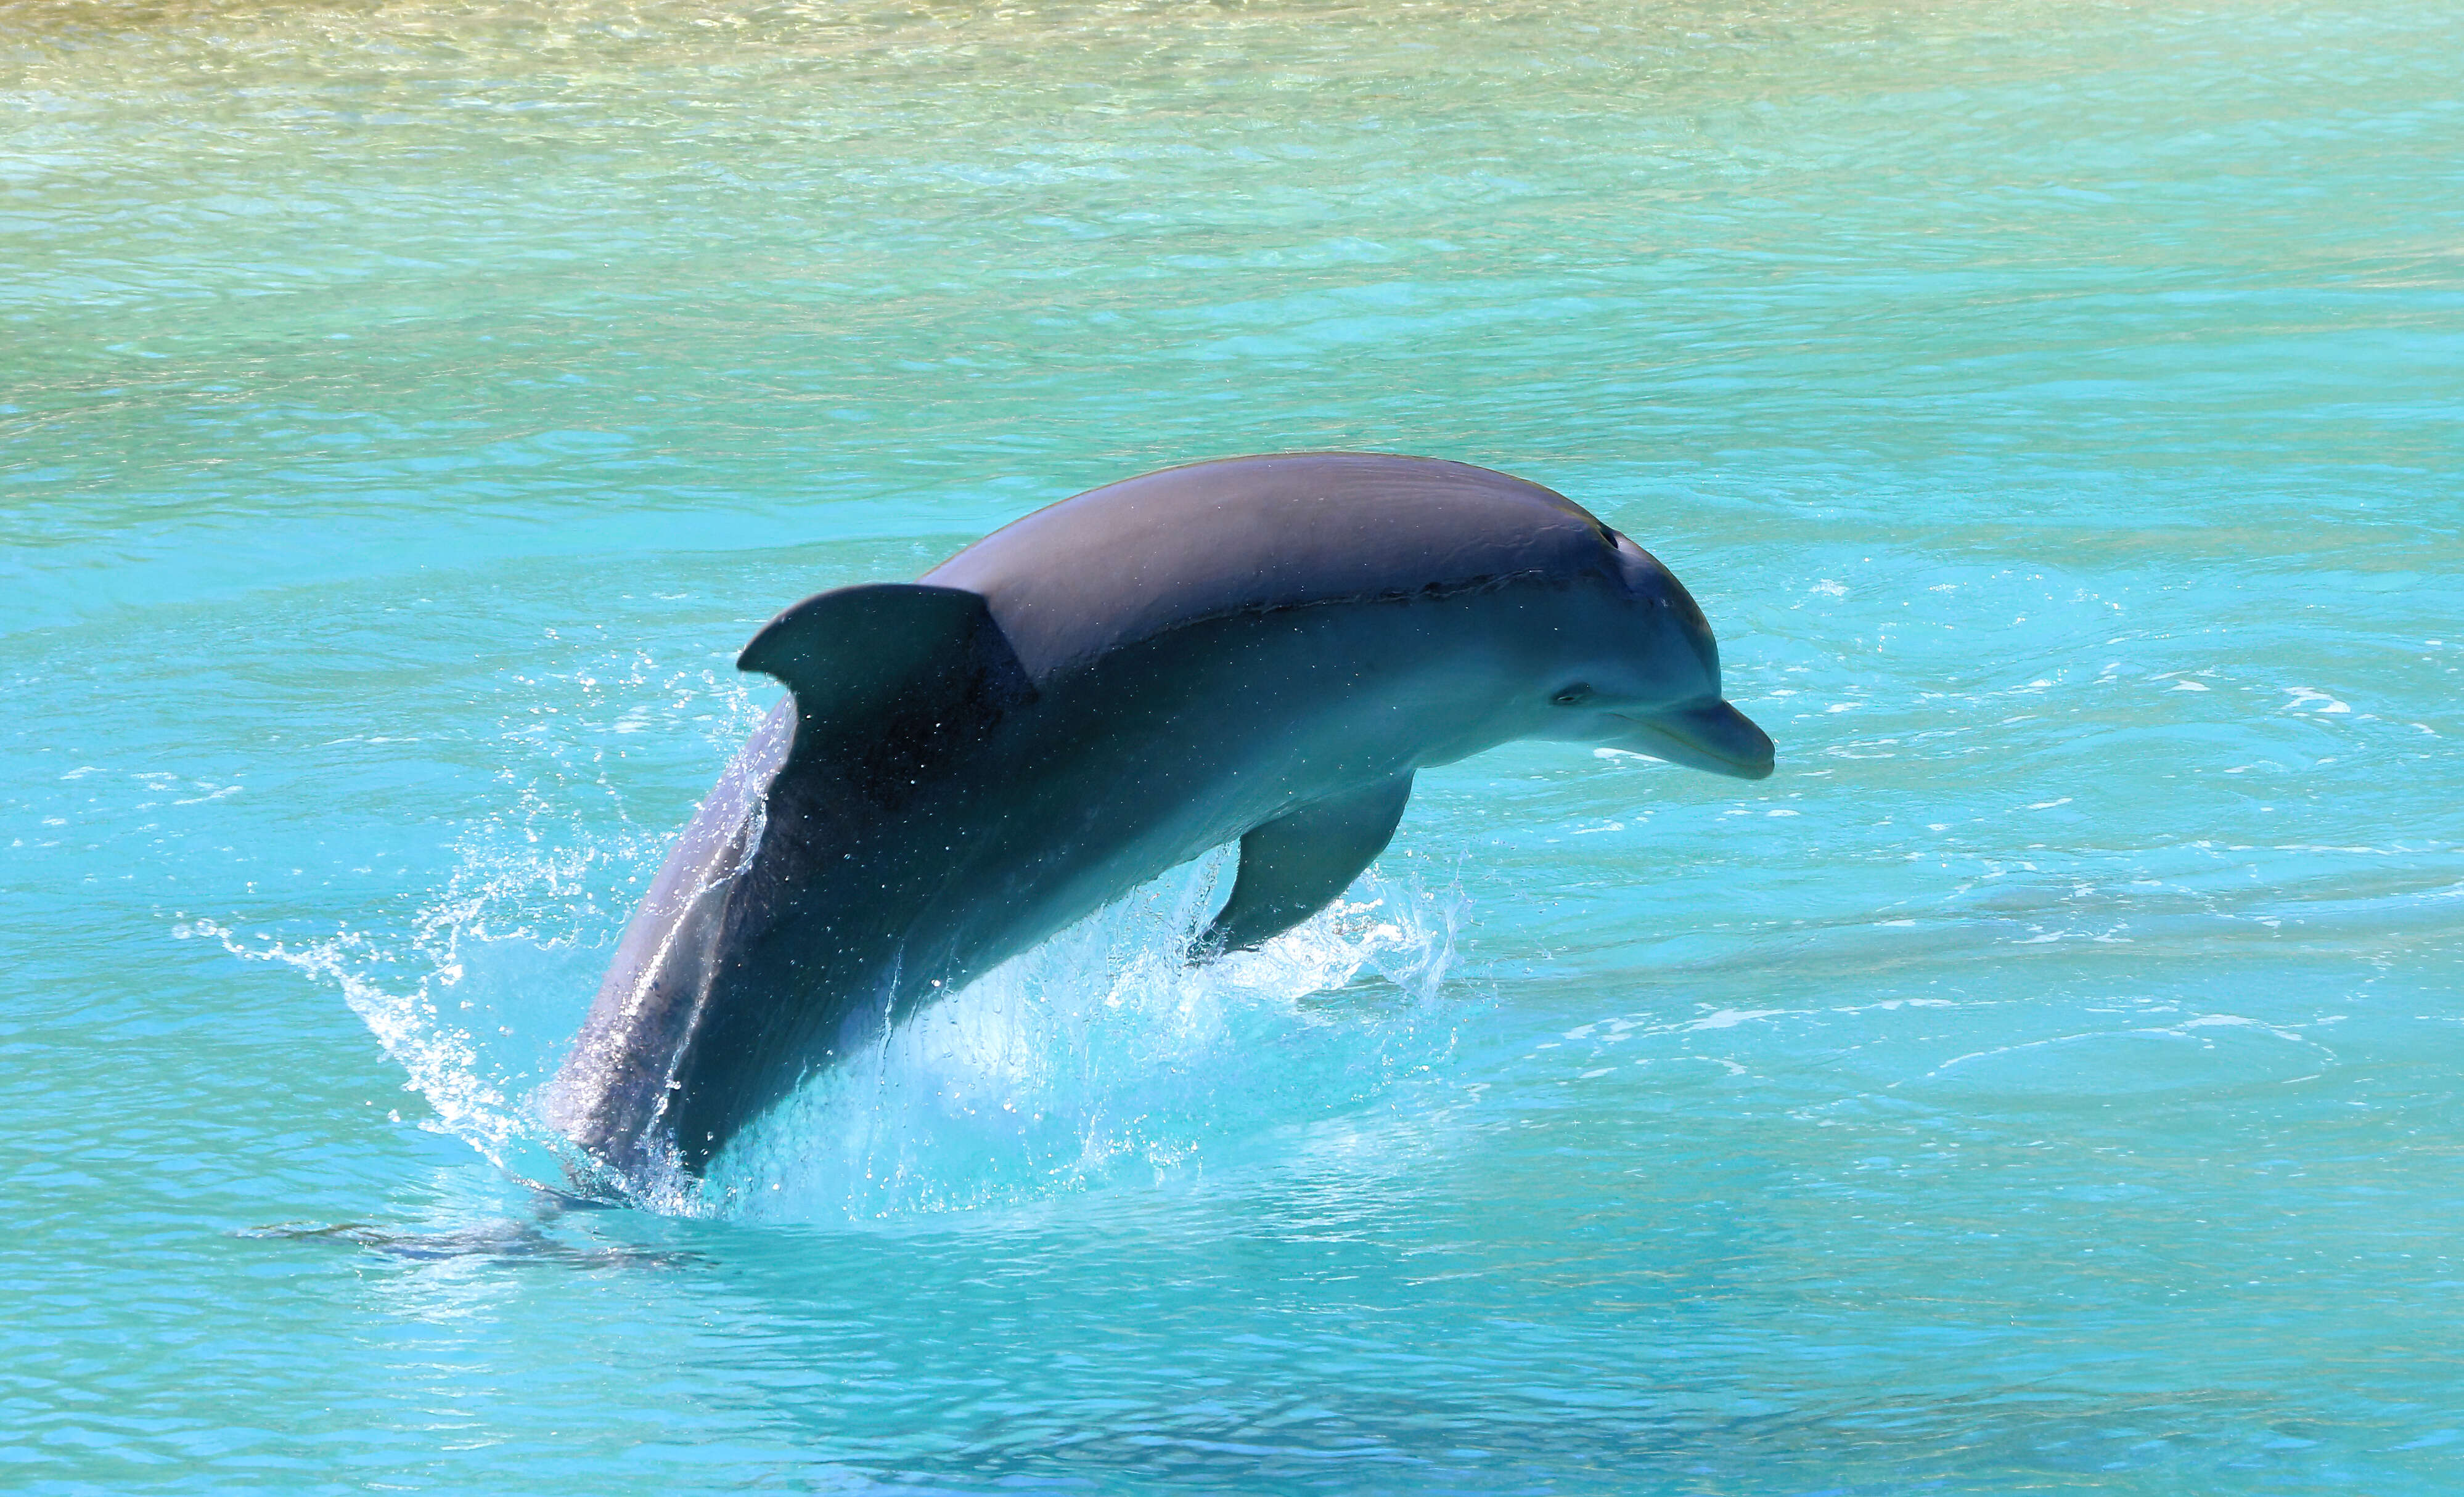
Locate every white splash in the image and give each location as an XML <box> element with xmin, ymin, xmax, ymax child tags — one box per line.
<box><xmin>705</xmin><ymin>852</ymin><xmax>1467</xmax><ymax>1223</ymax></box>
<box><xmin>189</xmin><ymin>825</ymin><xmax>1466</xmax><ymax>1224</ymax></box>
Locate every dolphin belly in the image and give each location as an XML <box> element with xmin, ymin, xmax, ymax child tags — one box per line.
<box><xmin>542</xmin><ymin>703</ymin><xmax>792</xmax><ymax>1173</ymax></box>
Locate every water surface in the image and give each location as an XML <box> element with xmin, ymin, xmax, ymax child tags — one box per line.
<box><xmin>6</xmin><ymin>0</ymin><xmax>2463</xmax><ymax>1491</ymax></box>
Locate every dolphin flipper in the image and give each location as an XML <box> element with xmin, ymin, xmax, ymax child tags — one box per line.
<box><xmin>739</xmin><ymin>584</ymin><xmax>1034</xmax><ymax>783</ymax></box>
<box><xmin>1198</xmin><ymin>773</ymin><xmax>1414</xmax><ymax>957</ymax></box>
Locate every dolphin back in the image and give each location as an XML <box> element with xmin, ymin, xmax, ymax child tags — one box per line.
<box><xmin>922</xmin><ymin>453</ymin><xmax>1627</xmax><ymax>680</ymax></box>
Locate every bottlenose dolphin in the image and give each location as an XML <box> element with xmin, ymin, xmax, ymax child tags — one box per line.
<box><xmin>545</xmin><ymin>453</ymin><xmax>1773</xmax><ymax>1182</ymax></box>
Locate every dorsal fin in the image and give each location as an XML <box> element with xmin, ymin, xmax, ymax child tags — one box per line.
<box><xmin>737</xmin><ymin>584</ymin><xmax>1033</xmax><ymax>785</ymax></box>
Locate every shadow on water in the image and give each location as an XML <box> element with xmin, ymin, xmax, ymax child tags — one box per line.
<box><xmin>239</xmin><ymin>1219</ymin><xmax>704</xmax><ymax>1269</ymax></box>
<box><xmin>239</xmin><ymin>1192</ymin><xmax>710</xmax><ymax>1269</ymax></box>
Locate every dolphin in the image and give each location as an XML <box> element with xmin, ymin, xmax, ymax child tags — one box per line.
<box><xmin>544</xmin><ymin>452</ymin><xmax>1773</xmax><ymax>1183</ymax></box>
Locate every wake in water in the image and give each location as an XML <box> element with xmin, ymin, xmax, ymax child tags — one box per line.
<box><xmin>185</xmin><ymin>826</ymin><xmax>1468</xmax><ymax>1224</ymax></box>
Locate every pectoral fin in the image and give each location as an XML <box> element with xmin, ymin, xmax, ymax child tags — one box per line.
<box><xmin>737</xmin><ymin>583</ymin><xmax>1034</xmax><ymax>787</ymax></box>
<box><xmin>1196</xmin><ymin>774</ymin><xmax>1414</xmax><ymax>958</ymax></box>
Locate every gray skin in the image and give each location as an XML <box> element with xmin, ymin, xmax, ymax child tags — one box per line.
<box><xmin>544</xmin><ymin>453</ymin><xmax>1774</xmax><ymax>1185</ymax></box>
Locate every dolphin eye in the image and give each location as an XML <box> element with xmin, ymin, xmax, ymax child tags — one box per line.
<box><xmin>1551</xmin><ymin>684</ymin><xmax>1595</xmax><ymax>706</ymax></box>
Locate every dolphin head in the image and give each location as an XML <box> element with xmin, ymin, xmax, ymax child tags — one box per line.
<box><xmin>1520</xmin><ymin>534</ymin><xmax>1775</xmax><ymax>781</ymax></box>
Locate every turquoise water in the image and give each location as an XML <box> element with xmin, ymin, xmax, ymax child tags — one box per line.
<box><xmin>7</xmin><ymin>0</ymin><xmax>2463</xmax><ymax>1489</ymax></box>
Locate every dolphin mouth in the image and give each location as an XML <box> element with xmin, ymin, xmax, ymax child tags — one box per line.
<box><xmin>1608</xmin><ymin>701</ymin><xmax>1775</xmax><ymax>780</ymax></box>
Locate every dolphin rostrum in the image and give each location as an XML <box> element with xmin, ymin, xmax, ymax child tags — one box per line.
<box><xmin>544</xmin><ymin>453</ymin><xmax>1774</xmax><ymax>1183</ymax></box>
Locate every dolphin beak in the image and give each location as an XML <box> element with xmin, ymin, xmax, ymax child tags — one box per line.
<box><xmin>1609</xmin><ymin>701</ymin><xmax>1775</xmax><ymax>780</ymax></box>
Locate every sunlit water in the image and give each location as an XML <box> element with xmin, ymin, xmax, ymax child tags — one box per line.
<box><xmin>7</xmin><ymin>0</ymin><xmax>2462</xmax><ymax>1491</ymax></box>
